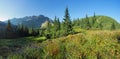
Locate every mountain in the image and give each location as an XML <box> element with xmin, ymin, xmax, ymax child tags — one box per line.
<box><xmin>40</xmin><ymin>20</ymin><xmax>54</xmax><ymax>29</ymax></box>
<box><xmin>0</xmin><ymin>20</ymin><xmax>16</xmax><ymax>30</ymax></box>
<box><xmin>0</xmin><ymin>21</ymin><xmax>6</xmax><ymax>29</ymax></box>
<box><xmin>73</xmin><ymin>15</ymin><xmax>120</xmax><ymax>30</ymax></box>
<box><xmin>6</xmin><ymin>15</ymin><xmax>52</xmax><ymax>28</ymax></box>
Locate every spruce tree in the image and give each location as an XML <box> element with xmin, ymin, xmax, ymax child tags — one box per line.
<box><xmin>57</xmin><ymin>18</ymin><xmax>60</xmax><ymax>31</ymax></box>
<box><xmin>54</xmin><ymin>16</ymin><xmax>58</xmax><ymax>32</ymax></box>
<box><xmin>80</xmin><ymin>19</ymin><xmax>84</xmax><ymax>28</ymax></box>
<box><xmin>53</xmin><ymin>16</ymin><xmax>57</xmax><ymax>38</ymax></box>
<box><xmin>6</xmin><ymin>20</ymin><xmax>12</xmax><ymax>31</ymax></box>
<box><xmin>6</xmin><ymin>20</ymin><xmax>13</xmax><ymax>38</ymax></box>
<box><xmin>93</xmin><ymin>12</ymin><xmax>96</xmax><ymax>23</ymax></box>
<box><xmin>53</xmin><ymin>16</ymin><xmax>61</xmax><ymax>38</ymax></box>
<box><xmin>63</xmin><ymin>7</ymin><xmax>73</xmax><ymax>35</ymax></box>
<box><xmin>57</xmin><ymin>18</ymin><xmax>61</xmax><ymax>37</ymax></box>
<box><xmin>92</xmin><ymin>12</ymin><xmax>96</xmax><ymax>28</ymax></box>
<box><xmin>85</xmin><ymin>15</ymin><xmax>91</xmax><ymax>29</ymax></box>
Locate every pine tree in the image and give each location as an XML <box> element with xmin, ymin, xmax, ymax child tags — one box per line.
<box><xmin>92</xmin><ymin>12</ymin><xmax>96</xmax><ymax>28</ymax></box>
<box><xmin>54</xmin><ymin>17</ymin><xmax>61</xmax><ymax>31</ymax></box>
<box><xmin>6</xmin><ymin>20</ymin><xmax>12</xmax><ymax>31</ymax></box>
<box><xmin>57</xmin><ymin>18</ymin><xmax>61</xmax><ymax>37</ymax></box>
<box><xmin>54</xmin><ymin>16</ymin><xmax>58</xmax><ymax>32</ymax></box>
<box><xmin>80</xmin><ymin>19</ymin><xmax>84</xmax><ymax>28</ymax></box>
<box><xmin>85</xmin><ymin>14</ymin><xmax>91</xmax><ymax>29</ymax></box>
<box><xmin>6</xmin><ymin>20</ymin><xmax>13</xmax><ymax>38</ymax></box>
<box><xmin>53</xmin><ymin>16</ymin><xmax>57</xmax><ymax>38</ymax></box>
<box><xmin>23</xmin><ymin>26</ymin><xmax>29</xmax><ymax>36</ymax></box>
<box><xmin>63</xmin><ymin>7</ymin><xmax>73</xmax><ymax>35</ymax></box>
<box><xmin>57</xmin><ymin>18</ymin><xmax>60</xmax><ymax>30</ymax></box>
<box><xmin>93</xmin><ymin>12</ymin><xmax>96</xmax><ymax>22</ymax></box>
<box><xmin>53</xmin><ymin>16</ymin><xmax>61</xmax><ymax>38</ymax></box>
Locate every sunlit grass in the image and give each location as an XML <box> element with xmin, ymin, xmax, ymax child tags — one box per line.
<box><xmin>1</xmin><ymin>30</ymin><xmax>120</xmax><ymax>59</ymax></box>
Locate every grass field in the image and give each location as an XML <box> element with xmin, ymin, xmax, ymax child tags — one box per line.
<box><xmin>0</xmin><ymin>30</ymin><xmax>120</xmax><ymax>59</ymax></box>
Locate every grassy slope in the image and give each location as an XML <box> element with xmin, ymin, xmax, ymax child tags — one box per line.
<box><xmin>94</xmin><ymin>16</ymin><xmax>120</xmax><ymax>29</ymax></box>
<box><xmin>76</xmin><ymin>16</ymin><xmax>120</xmax><ymax>30</ymax></box>
<box><xmin>38</xmin><ymin>30</ymin><xmax>120</xmax><ymax>59</ymax></box>
<box><xmin>0</xmin><ymin>37</ymin><xmax>34</xmax><ymax>57</ymax></box>
<box><xmin>0</xmin><ymin>36</ymin><xmax>47</xmax><ymax>58</ymax></box>
<box><xmin>2</xmin><ymin>30</ymin><xmax>120</xmax><ymax>59</ymax></box>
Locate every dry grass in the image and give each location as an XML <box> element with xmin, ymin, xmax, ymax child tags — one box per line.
<box><xmin>1</xmin><ymin>30</ymin><xmax>120</xmax><ymax>59</ymax></box>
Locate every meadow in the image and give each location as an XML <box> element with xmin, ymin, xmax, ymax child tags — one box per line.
<box><xmin>0</xmin><ymin>30</ymin><xmax>120</xmax><ymax>59</ymax></box>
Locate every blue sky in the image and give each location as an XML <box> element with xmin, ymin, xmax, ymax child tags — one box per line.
<box><xmin>0</xmin><ymin>0</ymin><xmax>120</xmax><ymax>22</ymax></box>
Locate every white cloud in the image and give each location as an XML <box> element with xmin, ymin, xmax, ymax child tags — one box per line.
<box><xmin>0</xmin><ymin>16</ymin><xmax>9</xmax><ymax>21</ymax></box>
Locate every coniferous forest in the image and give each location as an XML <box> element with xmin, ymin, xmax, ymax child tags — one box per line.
<box><xmin>0</xmin><ymin>0</ymin><xmax>120</xmax><ymax>59</ymax></box>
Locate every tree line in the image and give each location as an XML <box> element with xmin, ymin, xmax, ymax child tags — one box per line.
<box><xmin>39</xmin><ymin>7</ymin><xmax>74</xmax><ymax>39</ymax></box>
<box><xmin>0</xmin><ymin>7</ymin><xmax>117</xmax><ymax>39</ymax></box>
<box><xmin>0</xmin><ymin>7</ymin><xmax>74</xmax><ymax>39</ymax></box>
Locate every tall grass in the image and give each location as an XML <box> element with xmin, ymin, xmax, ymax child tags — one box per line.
<box><xmin>1</xmin><ymin>30</ymin><xmax>120</xmax><ymax>59</ymax></box>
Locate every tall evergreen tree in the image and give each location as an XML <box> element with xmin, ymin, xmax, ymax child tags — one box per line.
<box><xmin>63</xmin><ymin>7</ymin><xmax>73</xmax><ymax>35</ymax></box>
<box><xmin>53</xmin><ymin>16</ymin><xmax>57</xmax><ymax>38</ymax></box>
<box><xmin>85</xmin><ymin>14</ymin><xmax>91</xmax><ymax>29</ymax></box>
<box><xmin>6</xmin><ymin>20</ymin><xmax>14</xmax><ymax>38</ymax></box>
<box><xmin>6</xmin><ymin>20</ymin><xmax>12</xmax><ymax>31</ymax></box>
<box><xmin>92</xmin><ymin>12</ymin><xmax>96</xmax><ymax>27</ymax></box>
<box><xmin>57</xmin><ymin>18</ymin><xmax>61</xmax><ymax>37</ymax></box>
<box><xmin>54</xmin><ymin>17</ymin><xmax>61</xmax><ymax>31</ymax></box>
<box><xmin>54</xmin><ymin>16</ymin><xmax>58</xmax><ymax>32</ymax></box>
<box><xmin>57</xmin><ymin>18</ymin><xmax>60</xmax><ymax>31</ymax></box>
<box><xmin>80</xmin><ymin>19</ymin><xmax>84</xmax><ymax>28</ymax></box>
<box><xmin>53</xmin><ymin>16</ymin><xmax>61</xmax><ymax>38</ymax></box>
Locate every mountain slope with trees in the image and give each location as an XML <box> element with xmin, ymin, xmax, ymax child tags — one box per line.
<box><xmin>1</xmin><ymin>7</ymin><xmax>120</xmax><ymax>59</ymax></box>
<box><xmin>73</xmin><ymin>15</ymin><xmax>120</xmax><ymax>30</ymax></box>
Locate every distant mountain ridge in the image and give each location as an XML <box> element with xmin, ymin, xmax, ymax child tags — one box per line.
<box><xmin>5</xmin><ymin>15</ymin><xmax>52</xmax><ymax>28</ymax></box>
<box><xmin>0</xmin><ymin>21</ymin><xmax>6</xmax><ymax>29</ymax></box>
<box><xmin>2</xmin><ymin>15</ymin><xmax>120</xmax><ymax>30</ymax></box>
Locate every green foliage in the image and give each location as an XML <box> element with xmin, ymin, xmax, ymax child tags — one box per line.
<box><xmin>17</xmin><ymin>24</ymin><xmax>30</xmax><ymax>37</ymax></box>
<box><xmin>1</xmin><ymin>30</ymin><xmax>120</xmax><ymax>59</ymax></box>
<box><xmin>33</xmin><ymin>37</ymin><xmax>47</xmax><ymax>42</ymax></box>
<box><xmin>1</xmin><ymin>7</ymin><xmax>120</xmax><ymax>59</ymax></box>
<box><xmin>111</xmin><ymin>22</ymin><xmax>116</xmax><ymax>30</ymax></box>
<box><xmin>53</xmin><ymin>16</ymin><xmax>61</xmax><ymax>38</ymax></box>
<box><xmin>6</xmin><ymin>20</ymin><xmax>12</xmax><ymax>31</ymax></box>
<box><xmin>8</xmin><ymin>54</ymin><xmax>25</xmax><ymax>59</ymax></box>
<box><xmin>85</xmin><ymin>14</ymin><xmax>91</xmax><ymax>29</ymax></box>
<box><xmin>41</xmin><ymin>20</ymin><xmax>53</xmax><ymax>39</ymax></box>
<box><xmin>73</xmin><ymin>15</ymin><xmax>120</xmax><ymax>30</ymax></box>
<box><xmin>63</xmin><ymin>7</ymin><xmax>73</xmax><ymax>35</ymax></box>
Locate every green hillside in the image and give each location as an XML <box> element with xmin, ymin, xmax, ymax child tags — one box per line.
<box><xmin>0</xmin><ymin>30</ymin><xmax>120</xmax><ymax>59</ymax></box>
<box><xmin>0</xmin><ymin>7</ymin><xmax>120</xmax><ymax>59</ymax></box>
<box><xmin>73</xmin><ymin>16</ymin><xmax>120</xmax><ymax>30</ymax></box>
